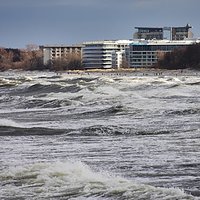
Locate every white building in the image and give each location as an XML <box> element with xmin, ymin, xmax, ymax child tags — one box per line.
<box><xmin>112</xmin><ymin>50</ymin><xmax>125</xmax><ymax>69</ymax></box>
<box><xmin>128</xmin><ymin>39</ymin><xmax>200</xmax><ymax>68</ymax></box>
<box><xmin>82</xmin><ymin>40</ymin><xmax>132</xmax><ymax>69</ymax></box>
<box><xmin>41</xmin><ymin>44</ymin><xmax>82</xmax><ymax>65</ymax></box>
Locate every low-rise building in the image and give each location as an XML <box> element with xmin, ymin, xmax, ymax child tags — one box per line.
<box><xmin>82</xmin><ymin>40</ymin><xmax>132</xmax><ymax>69</ymax></box>
<box><xmin>41</xmin><ymin>24</ymin><xmax>197</xmax><ymax>70</ymax></box>
<box><xmin>128</xmin><ymin>39</ymin><xmax>199</xmax><ymax>68</ymax></box>
<box><xmin>41</xmin><ymin>44</ymin><xmax>82</xmax><ymax>65</ymax></box>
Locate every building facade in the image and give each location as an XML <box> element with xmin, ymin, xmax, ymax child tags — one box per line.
<box><xmin>172</xmin><ymin>24</ymin><xmax>192</xmax><ymax>40</ymax></box>
<box><xmin>82</xmin><ymin>40</ymin><xmax>132</xmax><ymax>69</ymax></box>
<box><xmin>134</xmin><ymin>27</ymin><xmax>163</xmax><ymax>40</ymax></box>
<box><xmin>134</xmin><ymin>24</ymin><xmax>193</xmax><ymax>41</ymax></box>
<box><xmin>41</xmin><ymin>45</ymin><xmax>82</xmax><ymax>65</ymax></box>
<box><xmin>41</xmin><ymin>24</ymin><xmax>195</xmax><ymax>69</ymax></box>
<box><xmin>128</xmin><ymin>39</ymin><xmax>199</xmax><ymax>68</ymax></box>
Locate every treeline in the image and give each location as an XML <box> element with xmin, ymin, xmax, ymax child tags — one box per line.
<box><xmin>156</xmin><ymin>43</ymin><xmax>200</xmax><ymax>70</ymax></box>
<box><xmin>0</xmin><ymin>47</ymin><xmax>83</xmax><ymax>71</ymax></box>
<box><xmin>2</xmin><ymin>43</ymin><xmax>200</xmax><ymax>71</ymax></box>
<box><xmin>0</xmin><ymin>48</ymin><xmax>45</xmax><ymax>71</ymax></box>
<box><xmin>48</xmin><ymin>54</ymin><xmax>84</xmax><ymax>71</ymax></box>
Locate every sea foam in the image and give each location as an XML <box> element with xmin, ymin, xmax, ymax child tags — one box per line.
<box><xmin>0</xmin><ymin>160</ymin><xmax>195</xmax><ymax>200</ymax></box>
<box><xmin>0</xmin><ymin>118</ymin><xmax>24</xmax><ymax>128</ymax></box>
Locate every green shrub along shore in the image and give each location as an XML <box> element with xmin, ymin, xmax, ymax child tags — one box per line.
<box><xmin>1</xmin><ymin>43</ymin><xmax>200</xmax><ymax>71</ymax></box>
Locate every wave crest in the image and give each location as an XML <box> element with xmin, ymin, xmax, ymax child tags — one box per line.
<box><xmin>166</xmin><ymin>108</ymin><xmax>200</xmax><ymax>116</ymax></box>
<box><xmin>25</xmin><ymin>83</ymin><xmax>82</xmax><ymax>95</ymax></box>
<box><xmin>0</xmin><ymin>161</ymin><xmax>195</xmax><ymax>199</ymax></box>
<box><xmin>0</xmin><ymin>119</ymin><xmax>71</xmax><ymax>136</ymax></box>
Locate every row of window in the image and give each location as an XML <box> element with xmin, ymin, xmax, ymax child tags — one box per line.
<box><xmin>132</xmin><ymin>51</ymin><xmax>155</xmax><ymax>54</ymax></box>
<box><xmin>138</xmin><ymin>28</ymin><xmax>163</xmax><ymax>33</ymax></box>
<box><xmin>83</xmin><ymin>62</ymin><xmax>112</xmax><ymax>65</ymax></box>
<box><xmin>50</xmin><ymin>52</ymin><xmax>80</xmax><ymax>56</ymax></box>
<box><xmin>50</xmin><ymin>47</ymin><xmax>81</xmax><ymax>50</ymax></box>
<box><xmin>85</xmin><ymin>44</ymin><xmax>116</xmax><ymax>48</ymax></box>
<box><xmin>83</xmin><ymin>52</ymin><xmax>117</xmax><ymax>56</ymax></box>
<box><xmin>130</xmin><ymin>44</ymin><xmax>186</xmax><ymax>51</ymax></box>
<box><xmin>130</xmin><ymin>58</ymin><xmax>157</xmax><ymax>62</ymax></box>
<box><xmin>51</xmin><ymin>50</ymin><xmax>80</xmax><ymax>53</ymax></box>
<box><xmin>130</xmin><ymin>55</ymin><xmax>156</xmax><ymax>59</ymax></box>
<box><xmin>83</xmin><ymin>57</ymin><xmax>113</xmax><ymax>60</ymax></box>
<box><xmin>84</xmin><ymin>48</ymin><xmax>117</xmax><ymax>50</ymax></box>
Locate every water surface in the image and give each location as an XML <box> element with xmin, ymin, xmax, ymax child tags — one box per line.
<box><xmin>0</xmin><ymin>70</ymin><xmax>200</xmax><ymax>199</ymax></box>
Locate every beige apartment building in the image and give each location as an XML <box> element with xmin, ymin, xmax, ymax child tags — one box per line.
<box><xmin>41</xmin><ymin>44</ymin><xmax>82</xmax><ymax>65</ymax></box>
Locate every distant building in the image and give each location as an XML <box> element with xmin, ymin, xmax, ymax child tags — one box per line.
<box><xmin>134</xmin><ymin>27</ymin><xmax>163</xmax><ymax>40</ymax></box>
<box><xmin>41</xmin><ymin>24</ymin><xmax>195</xmax><ymax>69</ymax></box>
<box><xmin>41</xmin><ymin>44</ymin><xmax>82</xmax><ymax>65</ymax></box>
<box><xmin>128</xmin><ymin>39</ymin><xmax>199</xmax><ymax>68</ymax></box>
<box><xmin>82</xmin><ymin>40</ymin><xmax>132</xmax><ymax>69</ymax></box>
<box><xmin>134</xmin><ymin>24</ymin><xmax>193</xmax><ymax>41</ymax></box>
<box><xmin>112</xmin><ymin>50</ymin><xmax>126</xmax><ymax>69</ymax></box>
<box><xmin>172</xmin><ymin>24</ymin><xmax>192</xmax><ymax>40</ymax></box>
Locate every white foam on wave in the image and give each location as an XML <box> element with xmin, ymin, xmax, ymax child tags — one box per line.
<box><xmin>0</xmin><ymin>118</ymin><xmax>25</xmax><ymax>128</ymax></box>
<box><xmin>0</xmin><ymin>160</ymin><xmax>195</xmax><ymax>199</ymax></box>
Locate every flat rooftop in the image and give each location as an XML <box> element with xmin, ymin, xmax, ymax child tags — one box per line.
<box><xmin>130</xmin><ymin>39</ymin><xmax>200</xmax><ymax>46</ymax></box>
<box><xmin>41</xmin><ymin>44</ymin><xmax>83</xmax><ymax>48</ymax></box>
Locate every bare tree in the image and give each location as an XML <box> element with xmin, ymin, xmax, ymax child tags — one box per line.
<box><xmin>26</xmin><ymin>44</ymin><xmax>39</xmax><ymax>51</ymax></box>
<box><xmin>50</xmin><ymin>53</ymin><xmax>83</xmax><ymax>71</ymax></box>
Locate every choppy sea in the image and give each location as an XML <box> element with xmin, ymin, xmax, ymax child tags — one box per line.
<box><xmin>0</xmin><ymin>69</ymin><xmax>200</xmax><ymax>200</ymax></box>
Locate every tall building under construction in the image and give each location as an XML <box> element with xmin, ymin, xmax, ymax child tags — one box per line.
<box><xmin>134</xmin><ymin>27</ymin><xmax>163</xmax><ymax>40</ymax></box>
<box><xmin>134</xmin><ymin>24</ymin><xmax>192</xmax><ymax>40</ymax></box>
<box><xmin>171</xmin><ymin>24</ymin><xmax>192</xmax><ymax>40</ymax></box>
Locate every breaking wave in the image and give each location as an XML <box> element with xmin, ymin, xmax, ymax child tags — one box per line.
<box><xmin>0</xmin><ymin>161</ymin><xmax>195</xmax><ymax>200</ymax></box>
<box><xmin>1</xmin><ymin>70</ymin><xmax>200</xmax><ymax>199</ymax></box>
<box><xmin>0</xmin><ymin>119</ymin><xmax>70</xmax><ymax>136</ymax></box>
<box><xmin>22</xmin><ymin>83</ymin><xmax>83</xmax><ymax>95</ymax></box>
<box><xmin>0</xmin><ymin>119</ymin><xmax>171</xmax><ymax>136</ymax></box>
<box><xmin>0</xmin><ymin>76</ymin><xmax>32</xmax><ymax>88</ymax></box>
<box><xmin>0</xmin><ymin>126</ymin><xmax>71</xmax><ymax>136</ymax></box>
<box><xmin>16</xmin><ymin>98</ymin><xmax>73</xmax><ymax>109</ymax></box>
<box><xmin>77</xmin><ymin>125</ymin><xmax>170</xmax><ymax>136</ymax></box>
<box><xmin>68</xmin><ymin>105</ymin><xmax>125</xmax><ymax>119</ymax></box>
<box><xmin>166</xmin><ymin>108</ymin><xmax>200</xmax><ymax>116</ymax></box>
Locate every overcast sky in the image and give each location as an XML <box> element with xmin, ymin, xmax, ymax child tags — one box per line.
<box><xmin>0</xmin><ymin>0</ymin><xmax>199</xmax><ymax>48</ymax></box>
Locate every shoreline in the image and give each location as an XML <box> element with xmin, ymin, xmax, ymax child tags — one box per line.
<box><xmin>64</xmin><ymin>68</ymin><xmax>200</xmax><ymax>77</ymax></box>
<box><xmin>1</xmin><ymin>68</ymin><xmax>199</xmax><ymax>77</ymax></box>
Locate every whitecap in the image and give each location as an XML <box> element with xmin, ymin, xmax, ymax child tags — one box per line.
<box><xmin>0</xmin><ymin>161</ymin><xmax>195</xmax><ymax>200</ymax></box>
<box><xmin>0</xmin><ymin>118</ymin><xmax>25</xmax><ymax>128</ymax></box>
